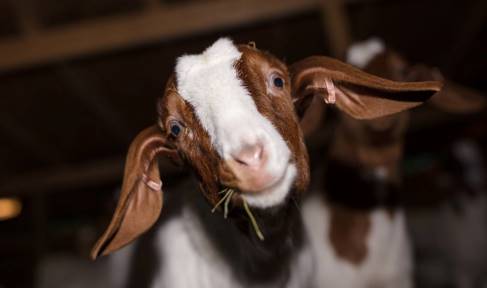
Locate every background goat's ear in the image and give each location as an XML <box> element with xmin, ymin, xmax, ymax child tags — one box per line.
<box><xmin>290</xmin><ymin>56</ymin><xmax>443</xmax><ymax>119</ymax></box>
<box><xmin>90</xmin><ymin>125</ymin><xmax>176</xmax><ymax>259</ymax></box>
<box><xmin>405</xmin><ymin>65</ymin><xmax>486</xmax><ymax>114</ymax></box>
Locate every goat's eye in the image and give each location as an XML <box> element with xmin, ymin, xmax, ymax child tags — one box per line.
<box><xmin>272</xmin><ymin>76</ymin><xmax>284</xmax><ymax>88</ymax></box>
<box><xmin>169</xmin><ymin>121</ymin><xmax>183</xmax><ymax>137</ymax></box>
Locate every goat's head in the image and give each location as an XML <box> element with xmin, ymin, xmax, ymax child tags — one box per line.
<box><xmin>163</xmin><ymin>39</ymin><xmax>310</xmax><ymax>207</ymax></box>
<box><xmin>90</xmin><ymin>38</ymin><xmax>443</xmax><ymax>259</ymax></box>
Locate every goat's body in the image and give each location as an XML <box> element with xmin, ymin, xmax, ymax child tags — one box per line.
<box><xmin>107</xmin><ymin>178</ymin><xmax>314</xmax><ymax>288</ymax></box>
<box><xmin>116</xmin><ymin>177</ymin><xmax>313</xmax><ymax>288</ymax></box>
<box><xmin>303</xmin><ymin>194</ymin><xmax>412</xmax><ymax>288</ymax></box>
<box><xmin>153</xmin><ymin>211</ymin><xmax>237</xmax><ymax>288</ymax></box>
<box><xmin>152</xmin><ymin>206</ymin><xmax>313</xmax><ymax>288</ymax></box>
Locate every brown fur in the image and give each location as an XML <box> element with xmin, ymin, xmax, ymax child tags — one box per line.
<box><xmin>237</xmin><ymin>45</ymin><xmax>310</xmax><ymax>194</ymax></box>
<box><xmin>329</xmin><ymin>205</ymin><xmax>371</xmax><ymax>264</ymax></box>
<box><xmin>322</xmin><ymin>53</ymin><xmax>416</xmax><ymax>265</ymax></box>
<box><xmin>330</xmin><ymin>112</ymin><xmax>408</xmax><ymax>179</ymax></box>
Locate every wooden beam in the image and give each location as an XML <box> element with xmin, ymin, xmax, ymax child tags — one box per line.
<box><xmin>0</xmin><ymin>0</ymin><xmax>320</xmax><ymax>73</ymax></box>
<box><xmin>0</xmin><ymin>156</ymin><xmax>182</xmax><ymax>197</ymax></box>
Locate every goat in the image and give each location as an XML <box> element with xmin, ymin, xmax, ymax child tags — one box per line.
<box><xmin>302</xmin><ymin>38</ymin><xmax>484</xmax><ymax>288</ymax></box>
<box><xmin>90</xmin><ymin>38</ymin><xmax>441</xmax><ymax>288</ymax></box>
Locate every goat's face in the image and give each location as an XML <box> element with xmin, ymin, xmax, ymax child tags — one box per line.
<box><xmin>91</xmin><ymin>38</ymin><xmax>443</xmax><ymax>259</ymax></box>
<box><xmin>332</xmin><ymin>112</ymin><xmax>410</xmax><ymax>170</ymax></box>
<box><xmin>157</xmin><ymin>39</ymin><xmax>309</xmax><ymax>208</ymax></box>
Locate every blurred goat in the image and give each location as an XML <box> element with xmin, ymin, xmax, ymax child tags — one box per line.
<box><xmin>303</xmin><ymin>38</ymin><xmax>485</xmax><ymax>288</ymax></box>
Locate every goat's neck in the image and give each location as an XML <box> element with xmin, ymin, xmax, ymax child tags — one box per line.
<box><xmin>188</xmin><ymin>189</ymin><xmax>304</xmax><ymax>286</ymax></box>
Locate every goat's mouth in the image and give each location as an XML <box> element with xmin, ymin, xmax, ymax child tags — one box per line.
<box><xmin>236</xmin><ymin>163</ymin><xmax>297</xmax><ymax>208</ymax></box>
<box><xmin>217</xmin><ymin>161</ymin><xmax>296</xmax><ymax>207</ymax></box>
<box><xmin>211</xmin><ymin>163</ymin><xmax>296</xmax><ymax>241</ymax></box>
<box><xmin>211</xmin><ymin>187</ymin><xmax>265</xmax><ymax>241</ymax></box>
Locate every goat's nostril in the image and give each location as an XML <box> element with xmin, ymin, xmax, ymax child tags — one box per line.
<box><xmin>233</xmin><ymin>144</ymin><xmax>264</xmax><ymax>167</ymax></box>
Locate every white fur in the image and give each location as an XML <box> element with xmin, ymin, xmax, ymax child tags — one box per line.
<box><xmin>108</xmin><ymin>242</ymin><xmax>136</xmax><ymax>287</ymax></box>
<box><xmin>303</xmin><ymin>194</ymin><xmax>412</xmax><ymax>288</ymax></box>
<box><xmin>154</xmin><ymin>208</ymin><xmax>236</xmax><ymax>288</ymax></box>
<box><xmin>241</xmin><ymin>164</ymin><xmax>297</xmax><ymax>208</ymax></box>
<box><xmin>152</xmin><ymin>207</ymin><xmax>312</xmax><ymax>288</ymax></box>
<box><xmin>175</xmin><ymin>38</ymin><xmax>294</xmax><ymax>208</ymax></box>
<box><xmin>347</xmin><ymin>38</ymin><xmax>385</xmax><ymax>69</ymax></box>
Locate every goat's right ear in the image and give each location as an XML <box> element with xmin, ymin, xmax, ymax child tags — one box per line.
<box><xmin>290</xmin><ymin>56</ymin><xmax>443</xmax><ymax>120</ymax></box>
<box><xmin>90</xmin><ymin>125</ymin><xmax>177</xmax><ymax>259</ymax></box>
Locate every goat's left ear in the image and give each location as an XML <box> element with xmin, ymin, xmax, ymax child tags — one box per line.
<box><xmin>90</xmin><ymin>125</ymin><xmax>178</xmax><ymax>259</ymax></box>
<box><xmin>290</xmin><ymin>56</ymin><xmax>443</xmax><ymax>119</ymax></box>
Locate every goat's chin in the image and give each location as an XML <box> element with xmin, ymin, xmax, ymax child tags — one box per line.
<box><xmin>239</xmin><ymin>164</ymin><xmax>297</xmax><ymax>209</ymax></box>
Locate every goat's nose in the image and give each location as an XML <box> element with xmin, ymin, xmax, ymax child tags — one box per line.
<box><xmin>232</xmin><ymin>143</ymin><xmax>265</xmax><ymax>168</ymax></box>
<box><xmin>227</xmin><ymin>142</ymin><xmax>277</xmax><ymax>193</ymax></box>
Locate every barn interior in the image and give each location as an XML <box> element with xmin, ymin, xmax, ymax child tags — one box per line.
<box><xmin>0</xmin><ymin>0</ymin><xmax>486</xmax><ymax>287</ymax></box>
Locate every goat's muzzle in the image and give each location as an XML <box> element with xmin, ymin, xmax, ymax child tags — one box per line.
<box><xmin>226</xmin><ymin>142</ymin><xmax>285</xmax><ymax>194</ymax></box>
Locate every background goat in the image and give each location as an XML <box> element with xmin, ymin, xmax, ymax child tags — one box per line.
<box><xmin>302</xmin><ymin>38</ymin><xmax>485</xmax><ymax>288</ymax></box>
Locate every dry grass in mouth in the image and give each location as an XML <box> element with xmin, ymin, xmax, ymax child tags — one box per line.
<box><xmin>211</xmin><ymin>188</ymin><xmax>265</xmax><ymax>241</ymax></box>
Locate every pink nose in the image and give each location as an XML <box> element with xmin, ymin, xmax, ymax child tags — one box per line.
<box><xmin>233</xmin><ymin>143</ymin><xmax>265</xmax><ymax>168</ymax></box>
<box><xmin>228</xmin><ymin>143</ymin><xmax>276</xmax><ymax>193</ymax></box>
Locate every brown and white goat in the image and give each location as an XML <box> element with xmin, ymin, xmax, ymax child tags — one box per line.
<box><xmin>90</xmin><ymin>38</ymin><xmax>441</xmax><ymax>288</ymax></box>
<box><xmin>302</xmin><ymin>38</ymin><xmax>484</xmax><ymax>288</ymax></box>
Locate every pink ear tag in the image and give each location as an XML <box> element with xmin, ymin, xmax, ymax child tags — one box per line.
<box><xmin>324</xmin><ymin>78</ymin><xmax>336</xmax><ymax>104</ymax></box>
<box><xmin>142</xmin><ymin>174</ymin><xmax>163</xmax><ymax>191</ymax></box>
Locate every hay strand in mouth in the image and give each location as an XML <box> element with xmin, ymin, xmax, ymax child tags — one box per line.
<box><xmin>243</xmin><ymin>200</ymin><xmax>265</xmax><ymax>241</ymax></box>
<box><xmin>211</xmin><ymin>188</ymin><xmax>232</xmax><ymax>213</ymax></box>
<box><xmin>224</xmin><ymin>189</ymin><xmax>234</xmax><ymax>219</ymax></box>
<box><xmin>212</xmin><ymin>188</ymin><xmax>265</xmax><ymax>241</ymax></box>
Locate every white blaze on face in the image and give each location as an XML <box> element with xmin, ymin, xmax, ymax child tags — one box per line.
<box><xmin>347</xmin><ymin>38</ymin><xmax>385</xmax><ymax>69</ymax></box>
<box><xmin>175</xmin><ymin>38</ymin><xmax>295</xmax><ymax>208</ymax></box>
